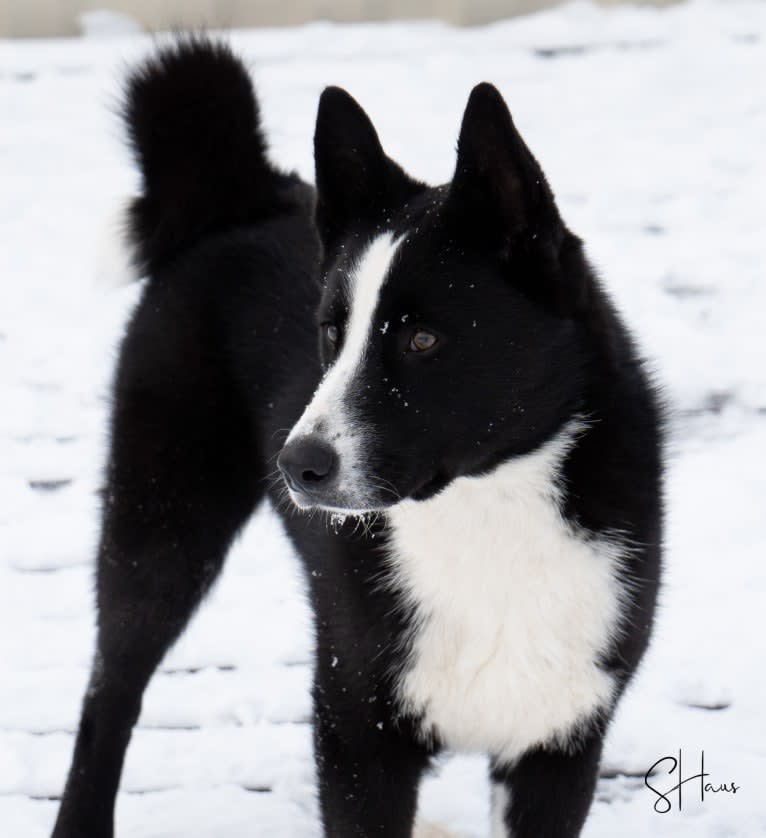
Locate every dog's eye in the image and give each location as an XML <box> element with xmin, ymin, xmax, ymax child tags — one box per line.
<box><xmin>409</xmin><ymin>330</ymin><xmax>438</xmax><ymax>353</ymax></box>
<box><xmin>324</xmin><ymin>324</ymin><xmax>338</xmax><ymax>346</ymax></box>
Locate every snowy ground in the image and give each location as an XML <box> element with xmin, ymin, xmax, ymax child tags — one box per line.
<box><xmin>1</xmin><ymin>1</ymin><xmax>765</xmax><ymax>835</ymax></box>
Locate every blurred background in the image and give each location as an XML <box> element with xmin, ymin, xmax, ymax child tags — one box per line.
<box><xmin>2</xmin><ymin>0</ymin><xmax>682</xmax><ymax>37</ymax></box>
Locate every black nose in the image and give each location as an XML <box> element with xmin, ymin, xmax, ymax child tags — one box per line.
<box><xmin>278</xmin><ymin>437</ymin><xmax>337</xmax><ymax>495</ymax></box>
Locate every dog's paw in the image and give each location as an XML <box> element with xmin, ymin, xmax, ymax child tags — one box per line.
<box><xmin>412</xmin><ymin>821</ymin><xmax>464</xmax><ymax>838</ymax></box>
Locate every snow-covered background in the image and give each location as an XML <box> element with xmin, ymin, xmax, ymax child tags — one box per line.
<box><xmin>1</xmin><ymin>1</ymin><xmax>765</xmax><ymax>835</ymax></box>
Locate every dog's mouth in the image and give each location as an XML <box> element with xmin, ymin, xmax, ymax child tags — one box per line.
<box><xmin>285</xmin><ymin>474</ymin><xmax>450</xmax><ymax>516</ymax></box>
<box><xmin>278</xmin><ymin>435</ymin><xmax>452</xmax><ymax>514</ymax></box>
<box><xmin>283</xmin><ymin>481</ymin><xmax>386</xmax><ymax>516</ymax></box>
<box><xmin>284</xmin><ymin>474</ymin><xmax>424</xmax><ymax>517</ymax></box>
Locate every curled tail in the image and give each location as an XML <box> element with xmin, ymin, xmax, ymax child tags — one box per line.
<box><xmin>124</xmin><ymin>36</ymin><xmax>289</xmax><ymax>271</ymax></box>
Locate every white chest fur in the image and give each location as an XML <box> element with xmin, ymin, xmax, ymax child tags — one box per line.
<box><xmin>385</xmin><ymin>426</ymin><xmax>626</xmax><ymax>765</ymax></box>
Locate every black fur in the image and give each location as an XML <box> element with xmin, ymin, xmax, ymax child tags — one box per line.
<box><xmin>51</xmin><ymin>38</ymin><xmax>320</xmax><ymax>838</ymax></box>
<box><xmin>52</xmin><ymin>38</ymin><xmax>662</xmax><ymax>838</ymax></box>
<box><xmin>124</xmin><ymin>36</ymin><xmax>307</xmax><ymax>273</ymax></box>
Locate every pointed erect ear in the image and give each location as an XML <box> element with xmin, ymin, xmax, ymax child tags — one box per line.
<box><xmin>447</xmin><ymin>83</ymin><xmax>561</xmax><ymax>248</ymax></box>
<box><xmin>314</xmin><ymin>87</ymin><xmax>424</xmax><ymax>250</ymax></box>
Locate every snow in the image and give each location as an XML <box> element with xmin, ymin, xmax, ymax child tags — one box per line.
<box><xmin>1</xmin><ymin>0</ymin><xmax>765</xmax><ymax>835</ymax></box>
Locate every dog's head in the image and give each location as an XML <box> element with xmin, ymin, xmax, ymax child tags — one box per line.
<box><xmin>279</xmin><ymin>83</ymin><xmax>591</xmax><ymax>513</ymax></box>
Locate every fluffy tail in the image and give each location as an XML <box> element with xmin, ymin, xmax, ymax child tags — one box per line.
<box><xmin>123</xmin><ymin>36</ymin><xmax>285</xmax><ymax>271</ymax></box>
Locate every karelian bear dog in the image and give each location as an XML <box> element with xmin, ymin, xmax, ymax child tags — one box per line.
<box><xmin>52</xmin><ymin>37</ymin><xmax>662</xmax><ymax>838</ymax></box>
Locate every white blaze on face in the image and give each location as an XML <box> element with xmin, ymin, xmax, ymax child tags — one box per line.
<box><xmin>285</xmin><ymin>232</ymin><xmax>403</xmax><ymax>505</ymax></box>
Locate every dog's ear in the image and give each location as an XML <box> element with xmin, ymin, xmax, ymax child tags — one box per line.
<box><xmin>446</xmin><ymin>83</ymin><xmax>561</xmax><ymax>250</ymax></box>
<box><xmin>314</xmin><ymin>87</ymin><xmax>424</xmax><ymax>251</ymax></box>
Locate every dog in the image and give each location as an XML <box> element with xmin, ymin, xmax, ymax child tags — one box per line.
<box><xmin>51</xmin><ymin>37</ymin><xmax>663</xmax><ymax>838</ymax></box>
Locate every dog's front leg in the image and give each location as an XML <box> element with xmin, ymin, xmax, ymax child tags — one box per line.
<box><xmin>313</xmin><ymin>675</ymin><xmax>431</xmax><ymax>837</ymax></box>
<box><xmin>489</xmin><ymin>727</ymin><xmax>604</xmax><ymax>838</ymax></box>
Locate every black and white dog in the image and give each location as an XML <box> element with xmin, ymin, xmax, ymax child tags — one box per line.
<box><xmin>52</xmin><ymin>38</ymin><xmax>662</xmax><ymax>838</ymax></box>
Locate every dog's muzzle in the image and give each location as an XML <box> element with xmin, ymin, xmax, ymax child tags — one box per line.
<box><xmin>278</xmin><ymin>437</ymin><xmax>338</xmax><ymax>504</ymax></box>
